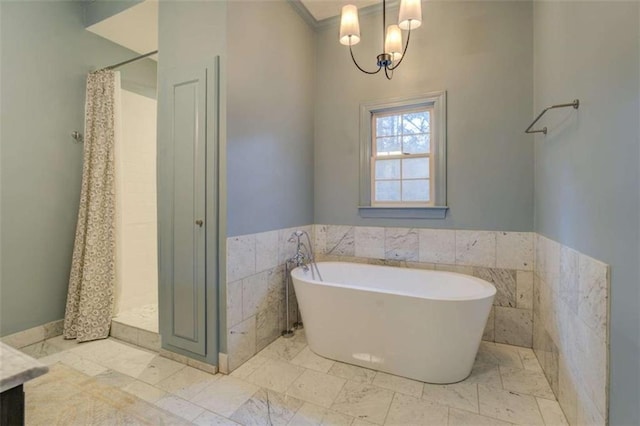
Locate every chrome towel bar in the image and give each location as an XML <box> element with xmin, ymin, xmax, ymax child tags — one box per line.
<box><xmin>525</xmin><ymin>99</ymin><xmax>579</xmax><ymax>135</ymax></box>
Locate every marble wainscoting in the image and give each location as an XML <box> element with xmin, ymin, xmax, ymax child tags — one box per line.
<box><xmin>225</xmin><ymin>225</ymin><xmax>313</xmax><ymax>372</ymax></box>
<box><xmin>1</xmin><ymin>319</ymin><xmax>64</xmax><ymax>349</ymax></box>
<box><xmin>533</xmin><ymin>235</ymin><xmax>609</xmax><ymax>426</ymax></box>
<box><xmin>313</xmin><ymin>225</ymin><xmax>535</xmax><ymax>348</ymax></box>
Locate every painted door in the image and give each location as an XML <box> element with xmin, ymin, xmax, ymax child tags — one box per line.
<box><xmin>158</xmin><ymin>62</ymin><xmax>217</xmax><ymax>356</ymax></box>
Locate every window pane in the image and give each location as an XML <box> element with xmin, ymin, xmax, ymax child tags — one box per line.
<box><xmin>402</xmin><ymin>111</ymin><xmax>430</xmax><ymax>134</ymax></box>
<box><xmin>376</xmin><ymin>115</ymin><xmax>400</xmax><ymax>136</ymax></box>
<box><xmin>375</xmin><ymin>159</ymin><xmax>400</xmax><ymax>179</ymax></box>
<box><xmin>402</xmin><ymin>134</ymin><xmax>430</xmax><ymax>154</ymax></box>
<box><xmin>402</xmin><ymin>158</ymin><xmax>430</xmax><ymax>179</ymax></box>
<box><xmin>375</xmin><ymin>180</ymin><xmax>401</xmax><ymax>201</ymax></box>
<box><xmin>402</xmin><ymin>179</ymin><xmax>430</xmax><ymax>201</ymax></box>
<box><xmin>376</xmin><ymin>136</ymin><xmax>401</xmax><ymax>155</ymax></box>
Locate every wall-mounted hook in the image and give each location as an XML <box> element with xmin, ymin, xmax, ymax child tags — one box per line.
<box><xmin>71</xmin><ymin>131</ymin><xmax>84</xmax><ymax>143</ymax></box>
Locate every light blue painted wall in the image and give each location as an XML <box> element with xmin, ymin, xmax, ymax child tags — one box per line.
<box><xmin>533</xmin><ymin>2</ymin><xmax>640</xmax><ymax>424</ymax></box>
<box><xmin>0</xmin><ymin>0</ymin><xmax>156</xmax><ymax>336</ymax></box>
<box><xmin>314</xmin><ymin>1</ymin><xmax>534</xmax><ymax>231</ymax></box>
<box><xmin>226</xmin><ymin>1</ymin><xmax>315</xmax><ymax>237</ymax></box>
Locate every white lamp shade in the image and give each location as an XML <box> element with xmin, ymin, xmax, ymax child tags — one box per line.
<box><xmin>385</xmin><ymin>25</ymin><xmax>403</xmax><ymax>61</ymax></box>
<box><xmin>398</xmin><ymin>0</ymin><xmax>422</xmax><ymax>30</ymax></box>
<box><xmin>339</xmin><ymin>4</ymin><xmax>361</xmax><ymax>46</ymax></box>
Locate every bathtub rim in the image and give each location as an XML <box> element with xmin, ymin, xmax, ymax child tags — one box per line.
<box><xmin>291</xmin><ymin>261</ymin><xmax>496</xmax><ymax>302</ymax></box>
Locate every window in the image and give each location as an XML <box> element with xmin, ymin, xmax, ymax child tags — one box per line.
<box><xmin>372</xmin><ymin>107</ymin><xmax>433</xmax><ymax>206</ymax></box>
<box><xmin>359</xmin><ymin>92</ymin><xmax>447</xmax><ymax>219</ymax></box>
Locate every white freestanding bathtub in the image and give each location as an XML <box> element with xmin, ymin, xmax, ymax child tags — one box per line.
<box><xmin>291</xmin><ymin>262</ymin><xmax>496</xmax><ymax>384</ymax></box>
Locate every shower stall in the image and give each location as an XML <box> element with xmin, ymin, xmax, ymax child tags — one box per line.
<box><xmin>112</xmin><ymin>85</ymin><xmax>159</xmax><ymax>334</ymax></box>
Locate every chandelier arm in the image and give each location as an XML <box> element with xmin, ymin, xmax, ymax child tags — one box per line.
<box><xmin>388</xmin><ymin>26</ymin><xmax>412</xmax><ymax>71</ymax></box>
<box><xmin>384</xmin><ymin>66</ymin><xmax>393</xmax><ymax>80</ymax></box>
<box><xmin>349</xmin><ymin>43</ymin><xmax>382</xmax><ymax>75</ymax></box>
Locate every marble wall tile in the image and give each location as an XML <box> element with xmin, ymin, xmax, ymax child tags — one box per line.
<box><xmin>455</xmin><ymin>230</ymin><xmax>496</xmax><ymax>267</ymax></box>
<box><xmin>435</xmin><ymin>264</ymin><xmax>473</xmax><ymax>275</ymax></box>
<box><xmin>255</xmin><ymin>230</ymin><xmax>279</xmax><ymax>273</ymax></box>
<box><xmin>138</xmin><ymin>330</ymin><xmax>161</xmax><ymax>352</ymax></box>
<box><xmin>1</xmin><ymin>324</ymin><xmax>45</xmax><ymax>348</ymax></box>
<box><xmin>482</xmin><ymin>307</ymin><xmax>495</xmax><ymax>342</ymax></box>
<box><xmin>578</xmin><ymin>254</ymin><xmax>609</xmax><ymax>340</ymax></box>
<box><xmin>576</xmin><ymin>386</ymin><xmax>606</xmax><ymax>426</ymax></box>
<box><xmin>494</xmin><ymin>307</ymin><xmax>532</xmax><ymax>347</ymax></box>
<box><xmin>534</xmin><ymin>234</ymin><xmax>544</xmax><ymax>278</ymax></box>
<box><xmin>574</xmin><ymin>314</ymin><xmax>608</xmax><ymax>419</ymax></box>
<box><xmin>516</xmin><ymin>271</ymin><xmax>533</xmax><ymax>310</ymax></box>
<box><xmin>228</xmin><ymin>316</ymin><xmax>257</xmax><ymax>371</ymax></box>
<box><xmin>559</xmin><ymin>246</ymin><xmax>579</xmax><ymax>313</ymax></box>
<box><xmin>227</xmin><ymin>234</ymin><xmax>256</xmax><ymax>283</ymax></box>
<box><xmin>496</xmin><ymin>232</ymin><xmax>533</xmax><ymax>271</ymax></box>
<box><xmin>354</xmin><ymin>226</ymin><xmax>385</xmax><ymax>259</ymax></box>
<box><xmin>326</xmin><ymin>225</ymin><xmax>355</xmax><ymax>256</ymax></box>
<box><xmin>242</xmin><ymin>271</ymin><xmax>269</xmax><ymax>321</ymax></box>
<box><xmin>278</xmin><ymin>227</ymin><xmax>298</xmax><ymax>264</ymax></box>
<box><xmin>313</xmin><ymin>224</ymin><xmax>327</xmax><ymax>255</ymax></box>
<box><xmin>558</xmin><ymin>356</ymin><xmax>578</xmax><ymax>426</ymax></box>
<box><xmin>533</xmin><ymin>236</ymin><xmax>609</xmax><ymax>426</ymax></box>
<box><xmin>256</xmin><ymin>303</ymin><xmax>281</xmax><ymax>352</ymax></box>
<box><xmin>227</xmin><ymin>280</ymin><xmax>243</xmax><ymax>328</ymax></box>
<box><xmin>473</xmin><ymin>268</ymin><xmax>517</xmax><ymax>308</ymax></box>
<box><xmin>385</xmin><ymin>228</ymin><xmax>419</xmax><ymax>261</ymax></box>
<box><xmin>43</xmin><ymin>320</ymin><xmax>64</xmax><ymax>339</ymax></box>
<box><xmin>544</xmin><ymin>237</ymin><xmax>561</xmax><ymax>293</ymax></box>
<box><xmin>475</xmin><ymin>342</ymin><xmax>524</xmax><ymax>369</ymax></box>
<box><xmin>110</xmin><ymin>321</ymin><xmax>138</xmax><ymax>345</ymax></box>
<box><xmin>418</xmin><ymin>229</ymin><xmax>455</xmax><ymax>264</ymax></box>
<box><xmin>405</xmin><ymin>261</ymin><xmax>435</xmax><ymax>270</ymax></box>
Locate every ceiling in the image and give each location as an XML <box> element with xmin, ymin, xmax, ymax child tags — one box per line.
<box><xmin>86</xmin><ymin>0</ymin><xmax>158</xmax><ymax>60</ymax></box>
<box><xmin>84</xmin><ymin>0</ymin><xmax>385</xmax><ymax>55</ymax></box>
<box><xmin>300</xmin><ymin>0</ymin><xmax>380</xmax><ymax>21</ymax></box>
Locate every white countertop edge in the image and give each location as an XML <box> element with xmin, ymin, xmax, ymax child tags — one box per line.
<box><xmin>0</xmin><ymin>342</ymin><xmax>49</xmax><ymax>393</ymax></box>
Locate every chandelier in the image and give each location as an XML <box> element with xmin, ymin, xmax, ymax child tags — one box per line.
<box><xmin>339</xmin><ymin>0</ymin><xmax>422</xmax><ymax>80</ymax></box>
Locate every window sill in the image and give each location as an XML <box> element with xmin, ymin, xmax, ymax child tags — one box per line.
<box><xmin>358</xmin><ymin>206</ymin><xmax>449</xmax><ymax>219</ymax></box>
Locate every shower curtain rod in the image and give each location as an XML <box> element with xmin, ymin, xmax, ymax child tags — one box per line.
<box><xmin>100</xmin><ymin>50</ymin><xmax>158</xmax><ymax>71</ymax></box>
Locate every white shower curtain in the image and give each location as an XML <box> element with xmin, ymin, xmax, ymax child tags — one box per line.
<box><xmin>63</xmin><ymin>70</ymin><xmax>121</xmax><ymax>342</ymax></box>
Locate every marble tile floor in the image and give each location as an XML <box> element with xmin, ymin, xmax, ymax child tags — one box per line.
<box><xmin>112</xmin><ymin>303</ymin><xmax>159</xmax><ymax>333</ymax></box>
<box><xmin>19</xmin><ymin>332</ymin><xmax>568</xmax><ymax>425</ymax></box>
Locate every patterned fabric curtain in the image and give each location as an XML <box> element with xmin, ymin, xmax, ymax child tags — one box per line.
<box><xmin>63</xmin><ymin>71</ymin><xmax>120</xmax><ymax>342</ymax></box>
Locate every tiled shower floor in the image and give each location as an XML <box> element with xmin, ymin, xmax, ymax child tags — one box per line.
<box><xmin>19</xmin><ymin>330</ymin><xmax>568</xmax><ymax>425</ymax></box>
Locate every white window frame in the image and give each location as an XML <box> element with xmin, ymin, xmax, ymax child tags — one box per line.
<box><xmin>358</xmin><ymin>91</ymin><xmax>448</xmax><ymax>219</ymax></box>
<box><xmin>371</xmin><ymin>106</ymin><xmax>435</xmax><ymax>207</ymax></box>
